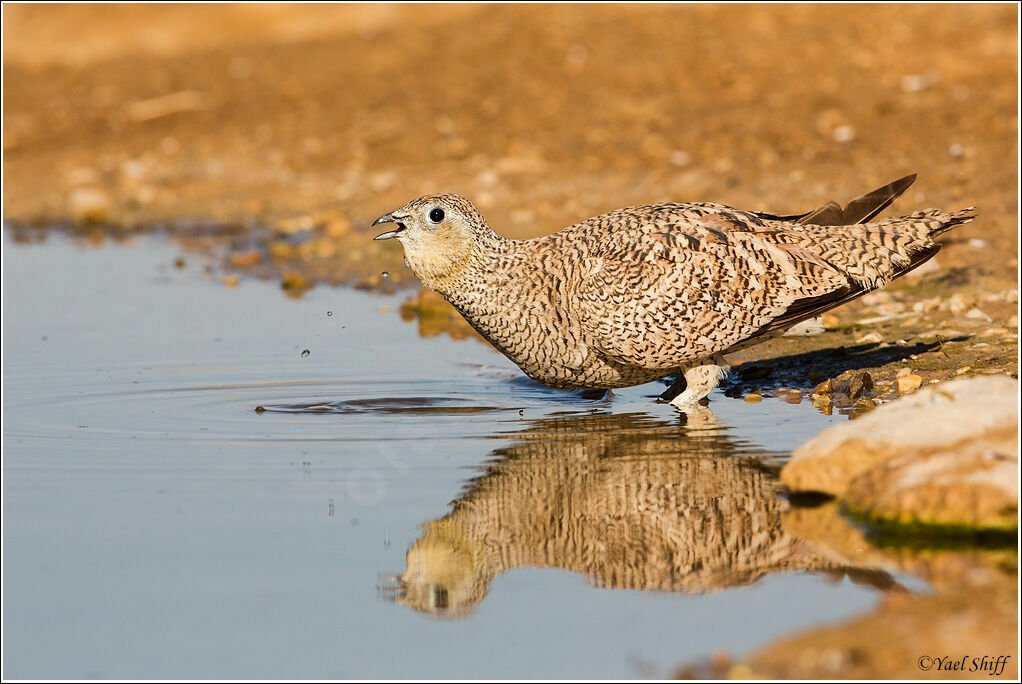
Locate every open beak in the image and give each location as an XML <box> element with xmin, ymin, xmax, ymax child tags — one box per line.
<box><xmin>372</xmin><ymin>212</ymin><xmax>407</xmax><ymax>241</ymax></box>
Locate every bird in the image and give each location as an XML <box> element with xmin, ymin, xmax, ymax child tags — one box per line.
<box><xmin>371</xmin><ymin>175</ymin><xmax>975</xmax><ymax>407</ymax></box>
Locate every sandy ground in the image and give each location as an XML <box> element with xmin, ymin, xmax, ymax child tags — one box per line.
<box><xmin>3</xmin><ymin>5</ymin><xmax>1019</xmax><ymax>677</ymax></box>
<box><xmin>4</xmin><ymin>4</ymin><xmax>1017</xmax><ymax>375</ymax></box>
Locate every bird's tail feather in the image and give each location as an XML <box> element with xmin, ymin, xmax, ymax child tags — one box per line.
<box><xmin>799</xmin><ymin>173</ymin><xmax>918</xmax><ymax>226</ymax></box>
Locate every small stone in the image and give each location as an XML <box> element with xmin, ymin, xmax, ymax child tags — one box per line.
<box><xmin>812</xmin><ymin>378</ymin><xmax>834</xmax><ymax>396</ymax></box>
<box><xmin>68</xmin><ymin>187</ymin><xmax>111</xmax><ymax>224</ymax></box>
<box><xmin>965</xmin><ymin>307</ymin><xmax>992</xmax><ymax>322</ymax></box>
<box><xmin>832</xmin><ymin>393</ymin><xmax>852</xmax><ymax>408</ymax></box>
<box><xmin>832</xmin><ymin>125</ymin><xmax>856</xmax><ymax>143</ymax></box>
<box><xmin>744</xmin><ymin>393</ymin><xmax>763</xmax><ymax>403</ymax></box>
<box><xmin>920</xmin><ymin>296</ymin><xmax>942</xmax><ymax>313</ymax></box>
<box><xmin>281</xmin><ymin>272</ymin><xmax>311</xmax><ymax>294</ymax></box>
<box><xmin>669</xmin><ymin>150</ymin><xmax>691</xmax><ymax>167</ymax></box>
<box><xmin>821</xmin><ymin>313</ymin><xmax>840</xmax><ymax>328</ymax></box>
<box><xmin>956</xmin><ymin>366</ymin><xmax>971</xmax><ymax>375</ymax></box>
<box><xmin>896</xmin><ymin>374</ymin><xmax>923</xmax><ymax>393</ymax></box>
<box><xmin>269</xmin><ymin>241</ymin><xmax>299</xmax><ymax>259</ymax></box>
<box><xmin>847</xmin><ymin>371</ymin><xmax>874</xmax><ymax>400</ymax></box>
<box><xmin>856</xmin><ymin>331</ymin><xmax>883</xmax><ymax>344</ymax></box>
<box><xmin>230</xmin><ymin>251</ymin><xmax>261</xmax><ymax>267</ymax></box>
<box><xmin>948</xmin><ymin>293</ymin><xmax>972</xmax><ymax>315</ymax></box>
<box><xmin>901</xmin><ymin>71</ymin><xmax>937</xmax><ymax>93</ymax></box>
<box><xmin>221</xmin><ymin>275</ymin><xmax>239</xmax><ymax>288</ymax></box>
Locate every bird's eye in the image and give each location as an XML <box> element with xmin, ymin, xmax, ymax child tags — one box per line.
<box><xmin>428</xmin><ymin>208</ymin><xmax>445</xmax><ymax>223</ymax></box>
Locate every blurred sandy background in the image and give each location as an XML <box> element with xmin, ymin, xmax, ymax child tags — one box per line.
<box><xmin>3</xmin><ymin>3</ymin><xmax>1017</xmax><ymax>292</ymax></box>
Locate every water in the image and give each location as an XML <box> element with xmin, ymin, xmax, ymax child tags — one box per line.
<box><xmin>3</xmin><ymin>230</ymin><xmax>891</xmax><ymax>678</ymax></box>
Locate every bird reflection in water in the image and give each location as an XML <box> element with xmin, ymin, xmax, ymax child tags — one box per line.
<box><xmin>381</xmin><ymin>410</ymin><xmax>894</xmax><ymax>618</ymax></box>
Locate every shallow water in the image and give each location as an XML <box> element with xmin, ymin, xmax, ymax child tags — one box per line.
<box><xmin>4</xmin><ymin>230</ymin><xmax>900</xmax><ymax>678</ymax></box>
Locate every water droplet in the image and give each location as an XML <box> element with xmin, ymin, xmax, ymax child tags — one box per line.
<box><xmin>327</xmin><ymin>311</ymin><xmax>333</xmax><ymax>316</ymax></box>
<box><xmin>381</xmin><ymin>271</ymin><xmax>390</xmax><ymax>280</ymax></box>
<box><xmin>300</xmin><ymin>349</ymin><xmax>311</xmax><ymax>358</ymax></box>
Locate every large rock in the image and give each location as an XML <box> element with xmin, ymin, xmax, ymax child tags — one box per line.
<box><xmin>782</xmin><ymin>376</ymin><xmax>1018</xmax><ymax>531</ymax></box>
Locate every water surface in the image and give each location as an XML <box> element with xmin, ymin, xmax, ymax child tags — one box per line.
<box><xmin>4</xmin><ymin>230</ymin><xmax>895</xmax><ymax>678</ymax></box>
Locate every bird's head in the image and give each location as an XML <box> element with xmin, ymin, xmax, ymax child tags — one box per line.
<box><xmin>372</xmin><ymin>193</ymin><xmax>495</xmax><ymax>292</ymax></box>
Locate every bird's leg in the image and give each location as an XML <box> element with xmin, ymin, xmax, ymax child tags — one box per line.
<box><xmin>667</xmin><ymin>356</ymin><xmax>730</xmax><ymax>408</ymax></box>
<box><xmin>657</xmin><ymin>374</ymin><xmax>687</xmax><ymax>403</ymax></box>
<box><xmin>580</xmin><ymin>388</ymin><xmax>612</xmax><ymax>401</ymax></box>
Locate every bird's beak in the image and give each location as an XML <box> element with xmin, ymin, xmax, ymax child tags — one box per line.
<box><xmin>372</xmin><ymin>212</ymin><xmax>407</xmax><ymax>241</ymax></box>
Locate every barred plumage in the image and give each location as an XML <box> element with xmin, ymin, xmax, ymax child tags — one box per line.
<box><xmin>373</xmin><ymin>175</ymin><xmax>976</xmax><ymax>406</ymax></box>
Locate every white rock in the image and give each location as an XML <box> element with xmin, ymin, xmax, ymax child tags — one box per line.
<box><xmin>783</xmin><ymin>376</ymin><xmax>1019</xmax><ymax>496</ymax></box>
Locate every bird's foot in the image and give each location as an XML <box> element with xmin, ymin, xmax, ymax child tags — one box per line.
<box><xmin>663</xmin><ymin>358</ymin><xmax>730</xmax><ymax>409</ymax></box>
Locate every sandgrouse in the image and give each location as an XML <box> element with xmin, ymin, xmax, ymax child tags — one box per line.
<box><xmin>372</xmin><ymin>175</ymin><xmax>974</xmax><ymax>407</ymax></box>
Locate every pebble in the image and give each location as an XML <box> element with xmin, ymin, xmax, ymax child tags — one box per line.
<box><xmin>955</xmin><ymin>366</ymin><xmax>971</xmax><ymax>375</ymax></box>
<box><xmin>847</xmin><ymin>371</ymin><xmax>874</xmax><ymax>400</ymax></box>
<box><xmin>68</xmin><ymin>187</ymin><xmax>111</xmax><ymax>224</ymax></box>
<box><xmin>856</xmin><ymin>331</ymin><xmax>883</xmax><ymax>344</ymax></box>
<box><xmin>965</xmin><ymin>307</ymin><xmax>992</xmax><ymax>322</ymax></box>
<box><xmin>744</xmin><ymin>393</ymin><xmax>763</xmax><ymax>403</ymax></box>
<box><xmin>281</xmin><ymin>272</ymin><xmax>311</xmax><ymax>293</ymax></box>
<box><xmin>948</xmin><ymin>293</ymin><xmax>972</xmax><ymax>315</ymax></box>
<box><xmin>230</xmin><ymin>251</ymin><xmax>261</xmax><ymax>267</ymax></box>
<box><xmin>832</xmin><ymin>125</ymin><xmax>856</xmax><ymax>143</ymax></box>
<box><xmin>901</xmin><ymin>71</ymin><xmax>937</xmax><ymax>93</ymax></box>
<box><xmin>669</xmin><ymin>150</ymin><xmax>692</xmax><ymax>167</ymax></box>
<box><xmin>221</xmin><ymin>275</ymin><xmax>239</xmax><ymax>288</ymax></box>
<box><xmin>896</xmin><ymin>367</ymin><xmax>912</xmax><ymax>377</ymax></box>
<box><xmin>812</xmin><ymin>378</ymin><xmax>834</xmax><ymax>396</ymax></box>
<box><xmin>127</xmin><ymin>90</ymin><xmax>206</xmax><ymax>122</ymax></box>
<box><xmin>912</xmin><ymin>296</ymin><xmax>942</xmax><ymax>314</ymax></box>
<box><xmin>896</xmin><ymin>374</ymin><xmax>923</xmax><ymax>393</ymax></box>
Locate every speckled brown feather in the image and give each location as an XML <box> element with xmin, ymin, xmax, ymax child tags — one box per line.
<box><xmin>391</xmin><ymin>180</ymin><xmax>976</xmax><ymax>393</ymax></box>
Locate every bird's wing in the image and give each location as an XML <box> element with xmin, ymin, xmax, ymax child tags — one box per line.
<box><xmin>569</xmin><ymin>205</ymin><xmax>852</xmax><ymax>369</ymax></box>
<box><xmin>752</xmin><ymin>173</ymin><xmax>917</xmax><ymax>226</ymax></box>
